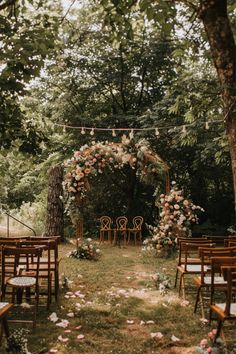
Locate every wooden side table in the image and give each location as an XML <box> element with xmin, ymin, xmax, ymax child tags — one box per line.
<box><xmin>0</xmin><ymin>302</ymin><xmax>13</xmax><ymax>345</ymax></box>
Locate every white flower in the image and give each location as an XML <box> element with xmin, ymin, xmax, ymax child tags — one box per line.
<box><xmin>174</xmin><ymin>204</ymin><xmax>180</xmax><ymax>210</ymax></box>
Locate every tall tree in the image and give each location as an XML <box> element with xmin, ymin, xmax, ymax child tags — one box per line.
<box><xmin>100</xmin><ymin>0</ymin><xmax>236</xmax><ymax>218</ymax></box>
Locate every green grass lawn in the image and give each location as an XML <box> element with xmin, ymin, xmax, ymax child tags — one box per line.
<box><xmin>2</xmin><ymin>242</ymin><xmax>235</xmax><ymax>354</ymax></box>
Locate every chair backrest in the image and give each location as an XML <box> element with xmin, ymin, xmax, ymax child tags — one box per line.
<box><xmin>177</xmin><ymin>236</ymin><xmax>208</xmax><ymax>246</ymax></box>
<box><xmin>178</xmin><ymin>241</ymin><xmax>215</xmax><ymax>269</ymax></box>
<box><xmin>198</xmin><ymin>246</ymin><xmax>236</xmax><ymax>284</ymax></box>
<box><xmin>116</xmin><ymin>216</ymin><xmax>128</xmax><ymax>230</ymax></box>
<box><xmin>221</xmin><ymin>265</ymin><xmax>236</xmax><ymax>316</ymax></box>
<box><xmin>100</xmin><ymin>216</ymin><xmax>112</xmax><ymax>230</ymax></box>
<box><xmin>132</xmin><ymin>216</ymin><xmax>143</xmax><ymax>230</ymax></box>
<box><xmin>1</xmin><ymin>245</ymin><xmax>43</xmax><ymax>291</ymax></box>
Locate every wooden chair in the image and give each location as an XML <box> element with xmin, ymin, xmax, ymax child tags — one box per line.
<box><xmin>210</xmin><ymin>265</ymin><xmax>236</xmax><ymax>343</ymax></box>
<box><xmin>113</xmin><ymin>216</ymin><xmax>128</xmax><ymax>246</ymax></box>
<box><xmin>127</xmin><ymin>216</ymin><xmax>143</xmax><ymax>245</ymax></box>
<box><xmin>28</xmin><ymin>236</ymin><xmax>60</xmax><ymax>302</ymax></box>
<box><xmin>194</xmin><ymin>246</ymin><xmax>236</xmax><ymax>318</ymax></box>
<box><xmin>99</xmin><ymin>216</ymin><xmax>113</xmax><ymax>244</ymax></box>
<box><xmin>0</xmin><ymin>245</ymin><xmax>42</xmax><ymax>328</ymax></box>
<box><xmin>175</xmin><ymin>241</ymin><xmax>215</xmax><ymax>299</ymax></box>
<box><xmin>18</xmin><ymin>239</ymin><xmax>56</xmax><ymax>309</ymax></box>
<box><xmin>174</xmin><ymin>239</ymin><xmax>214</xmax><ymax>289</ymax></box>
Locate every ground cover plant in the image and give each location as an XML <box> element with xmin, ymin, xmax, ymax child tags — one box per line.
<box><xmin>2</xmin><ymin>242</ymin><xmax>235</xmax><ymax>354</ymax></box>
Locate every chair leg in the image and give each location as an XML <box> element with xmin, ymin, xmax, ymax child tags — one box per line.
<box><xmin>194</xmin><ymin>287</ymin><xmax>201</xmax><ymax>313</ymax></box>
<box><xmin>214</xmin><ymin>320</ymin><xmax>223</xmax><ymax>342</ymax></box>
<box><xmin>174</xmin><ymin>269</ymin><xmax>179</xmax><ymax>288</ymax></box>
<box><xmin>179</xmin><ymin>274</ymin><xmax>185</xmax><ymax>299</ymax></box>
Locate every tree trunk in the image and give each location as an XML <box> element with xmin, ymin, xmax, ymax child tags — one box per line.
<box><xmin>45</xmin><ymin>165</ymin><xmax>64</xmax><ymax>240</ymax></box>
<box><xmin>199</xmin><ymin>0</ymin><xmax>236</xmax><ymax>218</ymax></box>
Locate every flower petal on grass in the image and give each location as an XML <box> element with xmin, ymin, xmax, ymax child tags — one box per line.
<box><xmin>126</xmin><ymin>320</ymin><xmax>134</xmax><ymax>324</ymax></box>
<box><xmin>64</xmin><ymin>330</ymin><xmax>72</xmax><ymax>334</ymax></box>
<box><xmin>146</xmin><ymin>320</ymin><xmax>155</xmax><ymax>324</ymax></box>
<box><xmin>151</xmin><ymin>332</ymin><xmax>163</xmax><ymax>339</ymax></box>
<box><xmin>200</xmin><ymin>318</ymin><xmax>209</xmax><ymax>324</ymax></box>
<box><xmin>49</xmin><ymin>349</ymin><xmax>58</xmax><ymax>353</ymax></box>
<box><xmin>67</xmin><ymin>312</ymin><xmax>75</xmax><ymax>318</ymax></box>
<box><xmin>75</xmin><ymin>325</ymin><xmax>82</xmax><ymax>330</ymax></box>
<box><xmin>180</xmin><ymin>300</ymin><xmax>190</xmax><ymax>307</ymax></box>
<box><xmin>48</xmin><ymin>312</ymin><xmax>58</xmax><ymax>323</ymax></box>
<box><xmin>58</xmin><ymin>335</ymin><xmax>69</xmax><ymax>343</ymax></box>
<box><xmin>56</xmin><ymin>320</ymin><xmax>69</xmax><ymax>328</ymax></box>
<box><xmin>171</xmin><ymin>335</ymin><xmax>180</xmax><ymax>342</ymax></box>
<box><xmin>77</xmin><ymin>334</ymin><xmax>85</xmax><ymax>340</ymax></box>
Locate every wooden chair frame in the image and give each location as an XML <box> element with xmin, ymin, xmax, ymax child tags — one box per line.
<box><xmin>175</xmin><ymin>241</ymin><xmax>215</xmax><ymax>299</ymax></box>
<box><xmin>99</xmin><ymin>216</ymin><xmax>113</xmax><ymax>244</ymax></box>
<box><xmin>127</xmin><ymin>216</ymin><xmax>143</xmax><ymax>245</ymax></box>
<box><xmin>113</xmin><ymin>216</ymin><xmax>128</xmax><ymax>246</ymax></box>
<box><xmin>210</xmin><ymin>265</ymin><xmax>236</xmax><ymax>343</ymax></box>
<box><xmin>194</xmin><ymin>247</ymin><xmax>236</xmax><ymax>318</ymax></box>
<box><xmin>1</xmin><ymin>245</ymin><xmax>43</xmax><ymax>328</ymax></box>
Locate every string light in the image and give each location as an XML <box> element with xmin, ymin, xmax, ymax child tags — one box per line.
<box><xmin>54</xmin><ymin>119</ymin><xmax>223</xmax><ymax>137</ymax></box>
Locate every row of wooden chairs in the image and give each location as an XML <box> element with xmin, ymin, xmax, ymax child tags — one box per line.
<box><xmin>175</xmin><ymin>235</ymin><xmax>236</xmax><ymax>344</ymax></box>
<box><xmin>0</xmin><ymin>235</ymin><xmax>60</xmax><ymax>328</ymax></box>
<box><xmin>99</xmin><ymin>216</ymin><xmax>143</xmax><ymax>246</ymax></box>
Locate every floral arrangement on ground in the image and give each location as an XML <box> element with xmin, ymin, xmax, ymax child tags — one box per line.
<box><xmin>69</xmin><ymin>238</ymin><xmax>101</xmax><ymax>260</ymax></box>
<box><xmin>142</xmin><ymin>182</ymin><xmax>204</xmax><ymax>257</ymax></box>
<box><xmin>196</xmin><ymin>328</ymin><xmax>227</xmax><ymax>353</ymax></box>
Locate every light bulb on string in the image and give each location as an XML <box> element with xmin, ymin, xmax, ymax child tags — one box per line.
<box><xmin>112</xmin><ymin>129</ymin><xmax>116</xmax><ymax>137</ymax></box>
<box><xmin>155</xmin><ymin>128</ymin><xmax>160</xmax><ymax>137</ymax></box>
<box><xmin>81</xmin><ymin>127</ymin><xmax>85</xmax><ymax>135</ymax></box>
<box><xmin>129</xmin><ymin>129</ymin><xmax>134</xmax><ymax>139</ymax></box>
<box><xmin>205</xmin><ymin>121</ymin><xmax>210</xmax><ymax>130</ymax></box>
<box><xmin>182</xmin><ymin>125</ymin><xmax>187</xmax><ymax>133</ymax></box>
<box><xmin>90</xmin><ymin>128</ymin><xmax>95</xmax><ymax>136</ymax></box>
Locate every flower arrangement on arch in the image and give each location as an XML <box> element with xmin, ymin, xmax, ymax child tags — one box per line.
<box><xmin>63</xmin><ymin>137</ymin><xmax>168</xmax><ymax>210</ymax></box>
<box><xmin>69</xmin><ymin>238</ymin><xmax>101</xmax><ymax>261</ymax></box>
<box><xmin>142</xmin><ymin>182</ymin><xmax>204</xmax><ymax>257</ymax></box>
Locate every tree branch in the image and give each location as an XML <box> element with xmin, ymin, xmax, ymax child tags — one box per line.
<box><xmin>0</xmin><ymin>0</ymin><xmax>16</xmax><ymax>11</ymax></box>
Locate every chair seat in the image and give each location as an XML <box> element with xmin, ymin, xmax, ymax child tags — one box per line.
<box><xmin>178</xmin><ymin>264</ymin><xmax>209</xmax><ymax>273</ymax></box>
<box><xmin>7</xmin><ymin>277</ymin><xmax>36</xmax><ymax>287</ymax></box>
<box><xmin>211</xmin><ymin>303</ymin><xmax>236</xmax><ymax>317</ymax></box>
<box><xmin>194</xmin><ymin>275</ymin><xmax>226</xmax><ymax>285</ymax></box>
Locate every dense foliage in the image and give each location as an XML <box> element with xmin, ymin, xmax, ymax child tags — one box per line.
<box><xmin>0</xmin><ymin>0</ymin><xmax>235</xmax><ymax>236</ymax></box>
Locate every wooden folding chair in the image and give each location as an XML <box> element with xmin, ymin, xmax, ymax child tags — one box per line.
<box><xmin>1</xmin><ymin>245</ymin><xmax>42</xmax><ymax>329</ymax></box>
<box><xmin>194</xmin><ymin>246</ymin><xmax>236</xmax><ymax>318</ymax></box>
<box><xmin>210</xmin><ymin>265</ymin><xmax>236</xmax><ymax>343</ymax></box>
<box><xmin>127</xmin><ymin>216</ymin><xmax>143</xmax><ymax>245</ymax></box>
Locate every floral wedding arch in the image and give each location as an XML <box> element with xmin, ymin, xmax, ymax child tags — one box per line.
<box><xmin>64</xmin><ymin>136</ymin><xmax>169</xmax><ymax>237</ymax></box>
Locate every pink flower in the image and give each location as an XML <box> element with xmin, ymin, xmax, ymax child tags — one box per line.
<box><xmin>200</xmin><ymin>339</ymin><xmax>208</xmax><ymax>349</ymax></box>
<box><xmin>207</xmin><ymin>348</ymin><xmax>213</xmax><ymax>353</ymax></box>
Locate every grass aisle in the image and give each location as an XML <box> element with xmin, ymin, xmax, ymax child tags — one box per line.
<box><xmin>3</xmin><ymin>243</ymin><xmax>212</xmax><ymax>353</ymax></box>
